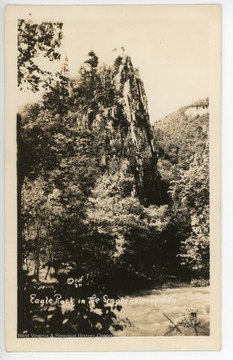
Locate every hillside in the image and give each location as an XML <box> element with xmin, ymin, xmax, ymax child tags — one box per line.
<box><xmin>153</xmin><ymin>98</ymin><xmax>209</xmax><ymax>182</ymax></box>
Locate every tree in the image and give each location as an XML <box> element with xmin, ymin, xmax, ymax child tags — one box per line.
<box><xmin>79</xmin><ymin>51</ymin><xmax>99</xmax><ymax>97</ymax></box>
<box><xmin>87</xmin><ymin>168</ymin><xmax>171</xmax><ymax>290</ymax></box>
<box><xmin>18</xmin><ymin>19</ymin><xmax>63</xmax><ymax>91</ymax></box>
<box><xmin>169</xmin><ymin>154</ymin><xmax>209</xmax><ymax>278</ymax></box>
<box><xmin>20</xmin><ymin>104</ymin><xmax>63</xmax><ymax>180</ymax></box>
<box><xmin>42</xmin><ymin>57</ymin><xmax>70</xmax><ymax>115</ymax></box>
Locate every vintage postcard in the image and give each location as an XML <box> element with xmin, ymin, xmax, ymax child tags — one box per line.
<box><xmin>5</xmin><ymin>4</ymin><xmax>221</xmax><ymax>351</ymax></box>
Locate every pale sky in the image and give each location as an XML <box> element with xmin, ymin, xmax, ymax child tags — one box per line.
<box><xmin>18</xmin><ymin>11</ymin><xmax>209</xmax><ymax>122</ymax></box>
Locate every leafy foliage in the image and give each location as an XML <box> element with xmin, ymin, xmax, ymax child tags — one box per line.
<box><xmin>18</xmin><ymin>20</ymin><xmax>63</xmax><ymax>91</ymax></box>
<box><xmin>154</xmin><ymin>99</ymin><xmax>210</xmax><ymax>278</ymax></box>
<box><xmin>87</xmin><ymin>169</ymin><xmax>171</xmax><ymax>289</ymax></box>
<box><xmin>169</xmin><ymin>156</ymin><xmax>210</xmax><ymax>277</ymax></box>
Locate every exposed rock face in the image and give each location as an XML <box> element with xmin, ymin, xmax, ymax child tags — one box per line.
<box><xmin>184</xmin><ymin>103</ymin><xmax>209</xmax><ymax>118</ymax></box>
<box><xmin>73</xmin><ymin>51</ymin><xmax>166</xmax><ymax>205</ymax></box>
<box><xmin>94</xmin><ymin>52</ymin><xmax>166</xmax><ymax>206</ymax></box>
<box><xmin>114</xmin><ymin>53</ymin><xmax>165</xmax><ymax>205</ymax></box>
<box><xmin>113</xmin><ymin>52</ymin><xmax>154</xmax><ymax>155</ymax></box>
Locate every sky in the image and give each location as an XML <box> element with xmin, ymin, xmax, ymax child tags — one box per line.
<box><xmin>18</xmin><ymin>8</ymin><xmax>210</xmax><ymax>122</ymax></box>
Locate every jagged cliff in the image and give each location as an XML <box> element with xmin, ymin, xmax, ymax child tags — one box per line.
<box><xmin>74</xmin><ymin>51</ymin><xmax>166</xmax><ymax>206</ymax></box>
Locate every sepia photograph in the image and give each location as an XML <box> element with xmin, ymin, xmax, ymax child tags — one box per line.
<box><xmin>5</xmin><ymin>4</ymin><xmax>221</xmax><ymax>351</ymax></box>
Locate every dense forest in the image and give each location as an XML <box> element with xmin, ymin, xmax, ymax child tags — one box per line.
<box><xmin>17</xmin><ymin>20</ymin><xmax>210</xmax><ymax>337</ymax></box>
